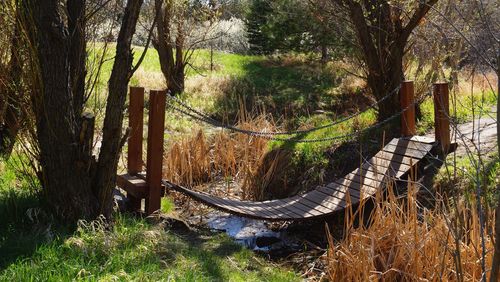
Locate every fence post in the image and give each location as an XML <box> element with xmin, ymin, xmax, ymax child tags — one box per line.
<box><xmin>433</xmin><ymin>82</ymin><xmax>451</xmax><ymax>153</ymax></box>
<box><xmin>400</xmin><ymin>80</ymin><xmax>416</xmax><ymax>137</ymax></box>
<box><xmin>146</xmin><ymin>90</ymin><xmax>166</xmax><ymax>215</ymax></box>
<box><xmin>128</xmin><ymin>87</ymin><xmax>144</xmax><ymax>174</ymax></box>
<box><xmin>127</xmin><ymin>87</ymin><xmax>144</xmax><ymax>211</ymax></box>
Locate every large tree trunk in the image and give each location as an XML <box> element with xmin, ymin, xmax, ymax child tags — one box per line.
<box><xmin>336</xmin><ymin>0</ymin><xmax>437</xmax><ymax>130</ymax></box>
<box><xmin>31</xmin><ymin>0</ymin><xmax>97</xmax><ymax>220</ymax></box>
<box><xmin>366</xmin><ymin>43</ymin><xmax>405</xmax><ymax>123</ymax></box>
<box><xmin>68</xmin><ymin>0</ymin><xmax>87</xmax><ymax>117</ymax></box>
<box><xmin>25</xmin><ymin>0</ymin><xmax>143</xmax><ymax>222</ymax></box>
<box><xmin>154</xmin><ymin>0</ymin><xmax>186</xmax><ymax>95</ymax></box>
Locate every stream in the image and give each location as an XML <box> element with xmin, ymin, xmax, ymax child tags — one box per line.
<box><xmin>200</xmin><ymin>212</ymin><xmax>301</xmax><ymax>253</ymax></box>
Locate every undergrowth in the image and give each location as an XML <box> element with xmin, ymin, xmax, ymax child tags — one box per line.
<box><xmin>434</xmin><ymin>153</ymin><xmax>500</xmax><ymax>208</ymax></box>
<box><xmin>0</xmin><ymin>161</ymin><xmax>299</xmax><ymax>281</ymax></box>
<box><xmin>327</xmin><ymin>182</ymin><xmax>494</xmax><ymax>281</ymax></box>
<box><xmin>1</xmin><ymin>214</ymin><xmax>298</xmax><ymax>281</ymax></box>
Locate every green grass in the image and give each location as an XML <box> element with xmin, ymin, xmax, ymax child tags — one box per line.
<box><xmin>1</xmin><ymin>215</ymin><xmax>298</xmax><ymax>281</ymax></box>
<box><xmin>161</xmin><ymin>197</ymin><xmax>175</xmax><ymax>214</ymax></box>
<box><xmin>89</xmin><ymin>44</ymin><xmax>498</xmax><ymax>194</ymax></box>
<box><xmin>417</xmin><ymin>89</ymin><xmax>497</xmax><ymax>135</ymax></box>
<box><xmin>435</xmin><ymin>153</ymin><xmax>500</xmax><ymax>208</ymax></box>
<box><xmin>0</xmin><ymin>161</ymin><xmax>299</xmax><ymax>281</ymax></box>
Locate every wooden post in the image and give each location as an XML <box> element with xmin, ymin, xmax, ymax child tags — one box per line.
<box><xmin>128</xmin><ymin>87</ymin><xmax>144</xmax><ymax>174</ymax></box>
<box><xmin>433</xmin><ymin>82</ymin><xmax>451</xmax><ymax>153</ymax></box>
<box><xmin>400</xmin><ymin>80</ymin><xmax>416</xmax><ymax>136</ymax></box>
<box><xmin>127</xmin><ymin>87</ymin><xmax>144</xmax><ymax>211</ymax></box>
<box><xmin>146</xmin><ymin>90</ymin><xmax>166</xmax><ymax>215</ymax></box>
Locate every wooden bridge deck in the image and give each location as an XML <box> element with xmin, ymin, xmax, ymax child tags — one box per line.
<box><xmin>162</xmin><ymin>136</ymin><xmax>436</xmax><ymax>221</ymax></box>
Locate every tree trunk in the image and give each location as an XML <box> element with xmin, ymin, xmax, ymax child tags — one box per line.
<box><xmin>93</xmin><ymin>0</ymin><xmax>144</xmax><ymax>217</ymax></box>
<box><xmin>0</xmin><ymin>14</ymin><xmax>23</xmax><ymax>158</ymax></box>
<box><xmin>154</xmin><ymin>0</ymin><xmax>186</xmax><ymax>95</ymax></box>
<box><xmin>31</xmin><ymin>0</ymin><xmax>97</xmax><ymax>220</ymax></box>
<box><xmin>337</xmin><ymin>0</ymin><xmax>437</xmax><ymax>132</ymax></box>
<box><xmin>25</xmin><ymin>0</ymin><xmax>143</xmax><ymax>222</ymax></box>
<box><xmin>366</xmin><ymin>43</ymin><xmax>405</xmax><ymax>124</ymax></box>
<box><xmin>320</xmin><ymin>44</ymin><xmax>328</xmax><ymax>65</ymax></box>
<box><xmin>68</xmin><ymin>0</ymin><xmax>87</xmax><ymax>117</ymax></box>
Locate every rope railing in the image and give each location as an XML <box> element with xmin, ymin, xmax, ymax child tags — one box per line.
<box><xmin>167</xmin><ymin>89</ymin><xmax>431</xmax><ymax>143</ymax></box>
<box><xmin>166</xmin><ymin>84</ymin><xmax>402</xmax><ymax>137</ymax></box>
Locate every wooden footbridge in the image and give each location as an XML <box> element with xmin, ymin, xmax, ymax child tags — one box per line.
<box><xmin>117</xmin><ymin>81</ymin><xmax>454</xmax><ymax>220</ymax></box>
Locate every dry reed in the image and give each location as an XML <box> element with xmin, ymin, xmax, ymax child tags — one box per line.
<box><xmin>241</xmin><ymin>148</ymin><xmax>293</xmax><ymax>201</ymax></box>
<box><xmin>162</xmin><ymin>111</ymin><xmax>290</xmax><ymax>201</ymax></box>
<box><xmin>163</xmin><ymin>130</ymin><xmax>211</xmax><ymax>187</ymax></box>
<box><xmin>327</xmin><ymin>182</ymin><xmax>494</xmax><ymax>281</ymax></box>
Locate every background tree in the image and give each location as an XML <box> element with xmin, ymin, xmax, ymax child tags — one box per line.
<box><xmin>246</xmin><ymin>0</ymin><xmax>346</xmax><ymax>60</ymax></box>
<box><xmin>245</xmin><ymin>0</ymin><xmax>274</xmax><ymax>55</ymax></box>
<box><xmin>330</xmin><ymin>0</ymin><xmax>438</xmax><ymax>123</ymax></box>
<box><xmin>153</xmin><ymin>0</ymin><xmax>219</xmax><ymax>95</ymax></box>
<box><xmin>21</xmin><ymin>0</ymin><xmax>144</xmax><ymax>221</ymax></box>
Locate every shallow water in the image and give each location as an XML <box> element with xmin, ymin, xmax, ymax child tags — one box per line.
<box><xmin>203</xmin><ymin>213</ymin><xmax>299</xmax><ymax>252</ymax></box>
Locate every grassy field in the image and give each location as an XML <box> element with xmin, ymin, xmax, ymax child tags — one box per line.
<box><xmin>90</xmin><ymin>45</ymin><xmax>496</xmax><ymax>200</ymax></box>
<box><xmin>0</xmin><ymin>160</ymin><xmax>299</xmax><ymax>281</ymax></box>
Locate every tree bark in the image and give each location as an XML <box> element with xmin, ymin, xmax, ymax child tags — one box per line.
<box><xmin>31</xmin><ymin>0</ymin><xmax>97</xmax><ymax>220</ymax></box>
<box><xmin>335</xmin><ymin>0</ymin><xmax>437</xmax><ymax>127</ymax></box>
<box><xmin>0</xmin><ymin>11</ymin><xmax>23</xmax><ymax>158</ymax></box>
<box><xmin>320</xmin><ymin>44</ymin><xmax>328</xmax><ymax>65</ymax></box>
<box><xmin>68</xmin><ymin>0</ymin><xmax>87</xmax><ymax>117</ymax></box>
<box><xmin>25</xmin><ymin>0</ymin><xmax>143</xmax><ymax>221</ymax></box>
<box><xmin>93</xmin><ymin>0</ymin><xmax>144</xmax><ymax>217</ymax></box>
<box><xmin>154</xmin><ymin>0</ymin><xmax>186</xmax><ymax>95</ymax></box>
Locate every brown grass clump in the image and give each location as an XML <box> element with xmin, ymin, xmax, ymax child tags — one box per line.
<box><xmin>132</xmin><ymin>68</ymin><xmax>166</xmax><ymax>90</ymax></box>
<box><xmin>163</xmin><ymin>130</ymin><xmax>211</xmax><ymax>187</ymax></box>
<box><xmin>327</xmin><ymin>185</ymin><xmax>494</xmax><ymax>281</ymax></box>
<box><xmin>163</xmin><ymin>111</ymin><xmax>294</xmax><ymax>201</ymax></box>
<box><xmin>241</xmin><ymin>148</ymin><xmax>293</xmax><ymax>201</ymax></box>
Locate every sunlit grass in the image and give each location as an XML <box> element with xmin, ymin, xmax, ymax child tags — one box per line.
<box><xmin>1</xmin><ymin>214</ymin><xmax>299</xmax><ymax>281</ymax></box>
<box><xmin>0</xmin><ymin>160</ymin><xmax>299</xmax><ymax>281</ymax></box>
<box><xmin>417</xmin><ymin>89</ymin><xmax>497</xmax><ymax>135</ymax></box>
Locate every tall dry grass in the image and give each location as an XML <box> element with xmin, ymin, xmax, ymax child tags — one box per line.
<box><xmin>163</xmin><ymin>111</ymin><xmax>292</xmax><ymax>201</ymax></box>
<box><xmin>241</xmin><ymin>148</ymin><xmax>293</xmax><ymax>201</ymax></box>
<box><xmin>327</xmin><ymin>183</ymin><xmax>493</xmax><ymax>281</ymax></box>
<box><xmin>163</xmin><ymin>130</ymin><xmax>211</xmax><ymax>187</ymax></box>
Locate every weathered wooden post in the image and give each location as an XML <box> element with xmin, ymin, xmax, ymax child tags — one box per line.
<box><xmin>128</xmin><ymin>87</ymin><xmax>145</xmax><ymax>174</ymax></box>
<box><xmin>127</xmin><ymin>87</ymin><xmax>144</xmax><ymax>210</ymax></box>
<box><xmin>433</xmin><ymin>82</ymin><xmax>451</xmax><ymax>153</ymax></box>
<box><xmin>400</xmin><ymin>80</ymin><xmax>416</xmax><ymax>136</ymax></box>
<box><xmin>146</xmin><ymin>90</ymin><xmax>166</xmax><ymax>215</ymax></box>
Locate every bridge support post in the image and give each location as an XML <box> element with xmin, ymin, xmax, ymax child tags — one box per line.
<box><xmin>127</xmin><ymin>87</ymin><xmax>144</xmax><ymax>211</ymax></box>
<box><xmin>433</xmin><ymin>82</ymin><xmax>451</xmax><ymax>153</ymax></box>
<box><xmin>400</xmin><ymin>80</ymin><xmax>416</xmax><ymax>137</ymax></box>
<box><xmin>146</xmin><ymin>90</ymin><xmax>166</xmax><ymax>215</ymax></box>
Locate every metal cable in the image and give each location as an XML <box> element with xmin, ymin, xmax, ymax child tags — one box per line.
<box><xmin>168</xmin><ymin>91</ymin><xmax>432</xmax><ymax>143</ymax></box>
<box><xmin>166</xmin><ymin>84</ymin><xmax>402</xmax><ymax>136</ymax></box>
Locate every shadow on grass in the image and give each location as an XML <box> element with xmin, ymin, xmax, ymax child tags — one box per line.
<box><xmin>210</xmin><ymin>57</ymin><xmax>355</xmax><ymax>123</ymax></box>
<box><xmin>0</xmin><ymin>187</ymin><xmax>67</xmax><ymax>270</ymax></box>
<box><xmin>0</xmin><ymin>204</ymin><xmax>298</xmax><ymax>280</ymax></box>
